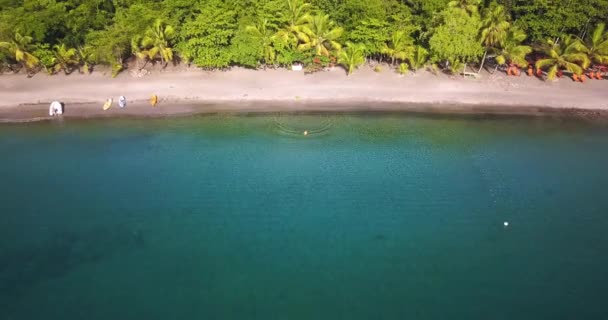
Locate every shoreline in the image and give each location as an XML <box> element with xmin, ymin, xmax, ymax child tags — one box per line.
<box><xmin>3</xmin><ymin>100</ymin><xmax>607</xmax><ymax>124</ymax></box>
<box><xmin>1</xmin><ymin>66</ymin><xmax>607</xmax><ymax>122</ymax></box>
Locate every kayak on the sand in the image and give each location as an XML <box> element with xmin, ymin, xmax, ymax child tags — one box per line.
<box><xmin>103</xmin><ymin>98</ymin><xmax>113</xmax><ymax>111</ymax></box>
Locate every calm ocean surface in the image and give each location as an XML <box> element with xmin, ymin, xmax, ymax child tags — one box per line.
<box><xmin>1</xmin><ymin>113</ymin><xmax>607</xmax><ymax>319</ymax></box>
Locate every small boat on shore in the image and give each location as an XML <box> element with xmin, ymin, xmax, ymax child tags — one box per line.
<box><xmin>49</xmin><ymin>101</ymin><xmax>63</xmax><ymax>116</ymax></box>
<box><xmin>103</xmin><ymin>98</ymin><xmax>113</xmax><ymax>110</ymax></box>
<box><xmin>119</xmin><ymin>96</ymin><xmax>127</xmax><ymax>108</ymax></box>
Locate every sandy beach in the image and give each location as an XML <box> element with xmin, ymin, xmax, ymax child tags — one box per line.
<box><xmin>1</xmin><ymin>65</ymin><xmax>607</xmax><ymax>122</ymax></box>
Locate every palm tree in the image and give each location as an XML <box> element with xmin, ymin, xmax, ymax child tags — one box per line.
<box><xmin>535</xmin><ymin>35</ymin><xmax>590</xmax><ymax>80</ymax></box>
<box><xmin>297</xmin><ymin>14</ymin><xmax>343</xmax><ymax>56</ymax></box>
<box><xmin>494</xmin><ymin>27</ymin><xmax>532</xmax><ymax>72</ymax></box>
<box><xmin>53</xmin><ymin>44</ymin><xmax>79</xmax><ymax>74</ymax></box>
<box><xmin>478</xmin><ymin>4</ymin><xmax>510</xmax><ymax>72</ymax></box>
<box><xmin>338</xmin><ymin>42</ymin><xmax>365</xmax><ymax>75</ymax></box>
<box><xmin>275</xmin><ymin>0</ymin><xmax>311</xmax><ymax>48</ymax></box>
<box><xmin>139</xmin><ymin>19</ymin><xmax>176</xmax><ymax>67</ymax></box>
<box><xmin>409</xmin><ymin>45</ymin><xmax>429</xmax><ymax>72</ymax></box>
<box><xmin>131</xmin><ymin>35</ymin><xmax>148</xmax><ymax>69</ymax></box>
<box><xmin>77</xmin><ymin>46</ymin><xmax>96</xmax><ymax>73</ymax></box>
<box><xmin>0</xmin><ymin>32</ymin><xmax>39</xmax><ymax>72</ymax></box>
<box><xmin>246</xmin><ymin>17</ymin><xmax>277</xmax><ymax>66</ymax></box>
<box><xmin>381</xmin><ymin>31</ymin><xmax>414</xmax><ymax>65</ymax></box>
<box><xmin>398</xmin><ymin>62</ymin><xmax>409</xmax><ymax>75</ymax></box>
<box><xmin>581</xmin><ymin>23</ymin><xmax>608</xmax><ymax>66</ymax></box>
<box><xmin>448</xmin><ymin>0</ymin><xmax>481</xmax><ymax>15</ymax></box>
<box><xmin>447</xmin><ymin>57</ymin><xmax>465</xmax><ymax>74</ymax></box>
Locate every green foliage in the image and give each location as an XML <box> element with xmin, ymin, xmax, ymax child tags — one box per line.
<box><xmin>303</xmin><ymin>54</ymin><xmax>331</xmax><ymax>73</ymax></box>
<box><xmin>0</xmin><ymin>32</ymin><xmax>39</xmax><ymax>71</ymax></box>
<box><xmin>86</xmin><ymin>26</ymin><xmax>129</xmax><ymax>71</ymax></box>
<box><xmin>0</xmin><ymin>50</ymin><xmax>8</xmax><ymax>69</ymax></box>
<box><xmin>494</xmin><ymin>27</ymin><xmax>532</xmax><ymax>67</ymax></box>
<box><xmin>408</xmin><ymin>0</ymin><xmax>450</xmax><ymax>26</ymax></box>
<box><xmin>63</xmin><ymin>0</ymin><xmax>114</xmax><ymax>46</ymax></box>
<box><xmin>298</xmin><ymin>14</ymin><xmax>344</xmax><ymax>57</ymax></box>
<box><xmin>387</xmin><ymin>5</ymin><xmax>419</xmax><ymax>37</ymax></box>
<box><xmin>114</xmin><ymin>4</ymin><xmax>161</xmax><ymax>40</ymax></box>
<box><xmin>230</xmin><ymin>28</ymin><xmax>264</xmax><ymax>68</ymax></box>
<box><xmin>511</xmin><ymin>0</ymin><xmax>608</xmax><ymax>42</ymax></box>
<box><xmin>1</xmin><ymin>0</ymin><xmax>607</xmax><ymax>77</ymax></box>
<box><xmin>535</xmin><ymin>36</ymin><xmax>590</xmax><ymax>80</ymax></box>
<box><xmin>273</xmin><ymin>38</ymin><xmax>305</xmax><ymax>65</ymax></box>
<box><xmin>32</xmin><ymin>43</ymin><xmax>54</xmax><ymax>74</ymax></box>
<box><xmin>348</xmin><ymin>19</ymin><xmax>391</xmax><ymax>56</ymax></box>
<box><xmin>447</xmin><ymin>57</ymin><xmax>465</xmax><ymax>74</ymax></box>
<box><xmin>275</xmin><ymin>0</ymin><xmax>311</xmax><ymax>46</ymax></box>
<box><xmin>53</xmin><ymin>44</ymin><xmax>79</xmax><ymax>74</ymax></box>
<box><xmin>83</xmin><ymin>2</ymin><xmax>162</xmax><ymax>73</ymax></box>
<box><xmin>410</xmin><ymin>45</ymin><xmax>429</xmax><ymax>70</ymax></box>
<box><xmin>448</xmin><ymin>0</ymin><xmax>481</xmax><ymax>16</ymax></box>
<box><xmin>480</xmin><ymin>3</ymin><xmax>510</xmax><ymax>49</ymax></box>
<box><xmin>77</xmin><ymin>46</ymin><xmax>96</xmax><ymax>73</ymax></box>
<box><xmin>246</xmin><ymin>17</ymin><xmax>278</xmax><ymax>65</ymax></box>
<box><xmin>111</xmin><ymin>62</ymin><xmax>123</xmax><ymax>78</ymax></box>
<box><xmin>332</xmin><ymin>0</ymin><xmax>386</xmax><ymax>30</ymax></box>
<box><xmin>510</xmin><ymin>2</ymin><xmax>561</xmax><ymax>41</ymax></box>
<box><xmin>398</xmin><ymin>62</ymin><xmax>409</xmax><ymax>74</ymax></box>
<box><xmin>77</xmin><ymin>2</ymin><xmax>159</xmax><ymax>75</ymax></box>
<box><xmin>177</xmin><ymin>1</ymin><xmax>236</xmax><ymax>68</ymax></box>
<box><xmin>581</xmin><ymin>23</ymin><xmax>608</xmax><ymax>66</ymax></box>
<box><xmin>1</xmin><ymin>1</ymin><xmax>69</xmax><ymax>44</ymax></box>
<box><xmin>381</xmin><ymin>31</ymin><xmax>414</xmax><ymax>65</ymax></box>
<box><xmin>133</xmin><ymin>19</ymin><xmax>176</xmax><ymax>66</ymax></box>
<box><xmin>429</xmin><ymin>8</ymin><xmax>483</xmax><ymax>66</ymax></box>
<box><xmin>477</xmin><ymin>3</ymin><xmax>510</xmax><ymax>71</ymax></box>
<box><xmin>338</xmin><ymin>42</ymin><xmax>366</xmax><ymax>75</ymax></box>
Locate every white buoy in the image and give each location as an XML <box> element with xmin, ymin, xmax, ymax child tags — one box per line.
<box><xmin>303</xmin><ymin>130</ymin><xmax>308</xmax><ymax>136</ymax></box>
<box><xmin>504</xmin><ymin>221</ymin><xmax>509</xmax><ymax>227</ymax></box>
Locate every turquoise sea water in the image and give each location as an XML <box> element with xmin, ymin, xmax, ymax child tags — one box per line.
<box><xmin>1</xmin><ymin>113</ymin><xmax>607</xmax><ymax>319</ymax></box>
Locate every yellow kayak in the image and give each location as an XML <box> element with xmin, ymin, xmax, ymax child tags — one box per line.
<box><xmin>103</xmin><ymin>98</ymin><xmax>113</xmax><ymax>111</ymax></box>
<box><xmin>150</xmin><ymin>95</ymin><xmax>158</xmax><ymax>106</ymax></box>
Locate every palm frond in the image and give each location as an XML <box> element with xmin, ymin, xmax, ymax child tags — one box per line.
<box><xmin>535</xmin><ymin>58</ymin><xmax>556</xmax><ymax>70</ymax></box>
<box><xmin>564</xmin><ymin>53</ymin><xmax>590</xmax><ymax>68</ymax></box>
<box><xmin>591</xmin><ymin>23</ymin><xmax>606</xmax><ymax>48</ymax></box>
<box><xmin>546</xmin><ymin>65</ymin><xmax>558</xmax><ymax>80</ymax></box>
<box><xmin>562</xmin><ymin>61</ymin><xmax>583</xmax><ymax>75</ymax></box>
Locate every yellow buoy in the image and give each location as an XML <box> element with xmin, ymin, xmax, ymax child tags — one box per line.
<box><xmin>102</xmin><ymin>98</ymin><xmax>113</xmax><ymax>111</ymax></box>
<box><xmin>303</xmin><ymin>130</ymin><xmax>308</xmax><ymax>136</ymax></box>
<box><xmin>149</xmin><ymin>95</ymin><xmax>158</xmax><ymax>106</ymax></box>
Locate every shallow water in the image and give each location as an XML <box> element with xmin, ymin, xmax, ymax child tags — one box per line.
<box><xmin>1</xmin><ymin>113</ymin><xmax>607</xmax><ymax>319</ymax></box>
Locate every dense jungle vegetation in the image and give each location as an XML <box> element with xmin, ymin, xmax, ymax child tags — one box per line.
<box><xmin>1</xmin><ymin>0</ymin><xmax>607</xmax><ymax>79</ymax></box>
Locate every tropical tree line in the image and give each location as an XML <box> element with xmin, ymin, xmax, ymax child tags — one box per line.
<box><xmin>1</xmin><ymin>0</ymin><xmax>607</xmax><ymax>79</ymax></box>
